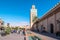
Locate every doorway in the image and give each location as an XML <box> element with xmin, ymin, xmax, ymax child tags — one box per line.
<box><xmin>50</xmin><ymin>24</ymin><xmax>54</xmax><ymax>33</ymax></box>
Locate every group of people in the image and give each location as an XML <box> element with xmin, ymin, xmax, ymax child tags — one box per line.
<box><xmin>0</xmin><ymin>27</ymin><xmax>26</xmax><ymax>36</ymax></box>
<box><xmin>11</xmin><ymin>28</ymin><xmax>26</xmax><ymax>36</ymax></box>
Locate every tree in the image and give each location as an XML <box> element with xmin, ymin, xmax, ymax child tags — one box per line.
<box><xmin>5</xmin><ymin>27</ymin><xmax>11</xmax><ymax>34</ymax></box>
<box><xmin>33</xmin><ymin>16</ymin><xmax>38</xmax><ymax>22</ymax></box>
<box><xmin>14</xmin><ymin>27</ymin><xmax>18</xmax><ymax>30</ymax></box>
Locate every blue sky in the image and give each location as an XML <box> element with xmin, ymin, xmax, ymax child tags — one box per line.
<box><xmin>0</xmin><ymin>0</ymin><xmax>60</xmax><ymax>26</ymax></box>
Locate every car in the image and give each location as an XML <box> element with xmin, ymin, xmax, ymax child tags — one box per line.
<box><xmin>11</xmin><ymin>30</ymin><xmax>17</xmax><ymax>33</ymax></box>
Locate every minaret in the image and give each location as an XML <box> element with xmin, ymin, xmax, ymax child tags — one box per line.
<box><xmin>30</xmin><ymin>5</ymin><xmax>37</xmax><ymax>27</ymax></box>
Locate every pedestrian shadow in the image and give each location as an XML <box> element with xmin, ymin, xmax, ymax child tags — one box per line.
<box><xmin>24</xmin><ymin>36</ymin><xmax>26</xmax><ymax>40</ymax></box>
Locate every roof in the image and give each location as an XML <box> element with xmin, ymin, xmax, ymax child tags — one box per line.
<box><xmin>39</xmin><ymin>2</ymin><xmax>60</xmax><ymax>21</ymax></box>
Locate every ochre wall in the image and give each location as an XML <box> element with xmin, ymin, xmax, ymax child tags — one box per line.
<box><xmin>56</xmin><ymin>12</ymin><xmax>60</xmax><ymax>32</ymax></box>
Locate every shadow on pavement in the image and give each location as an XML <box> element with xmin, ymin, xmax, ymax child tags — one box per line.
<box><xmin>24</xmin><ymin>37</ymin><xmax>26</xmax><ymax>40</ymax></box>
<box><xmin>32</xmin><ymin>30</ymin><xmax>60</xmax><ymax>40</ymax></box>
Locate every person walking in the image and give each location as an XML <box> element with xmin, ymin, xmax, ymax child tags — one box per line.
<box><xmin>23</xmin><ymin>28</ymin><xmax>27</xmax><ymax>40</ymax></box>
<box><xmin>23</xmin><ymin>28</ymin><xmax>26</xmax><ymax>36</ymax></box>
<box><xmin>17</xmin><ymin>29</ymin><xmax>21</xmax><ymax>34</ymax></box>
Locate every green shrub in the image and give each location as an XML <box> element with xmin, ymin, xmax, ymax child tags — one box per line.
<box><xmin>5</xmin><ymin>27</ymin><xmax>11</xmax><ymax>34</ymax></box>
<box><xmin>29</xmin><ymin>36</ymin><xmax>41</xmax><ymax>40</ymax></box>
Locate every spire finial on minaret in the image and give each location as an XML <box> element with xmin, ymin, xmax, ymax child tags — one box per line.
<box><xmin>32</xmin><ymin>5</ymin><xmax>35</xmax><ymax>9</ymax></box>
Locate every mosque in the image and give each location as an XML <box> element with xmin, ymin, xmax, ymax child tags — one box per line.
<box><xmin>30</xmin><ymin>3</ymin><xmax>60</xmax><ymax>35</ymax></box>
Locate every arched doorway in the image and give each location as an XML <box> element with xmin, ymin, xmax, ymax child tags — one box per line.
<box><xmin>36</xmin><ymin>25</ymin><xmax>38</xmax><ymax>32</ymax></box>
<box><xmin>50</xmin><ymin>24</ymin><xmax>54</xmax><ymax>33</ymax></box>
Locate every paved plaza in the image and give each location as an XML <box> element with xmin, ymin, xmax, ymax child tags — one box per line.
<box><xmin>0</xmin><ymin>30</ymin><xmax>60</xmax><ymax>40</ymax></box>
<box><xmin>0</xmin><ymin>32</ymin><xmax>25</xmax><ymax>40</ymax></box>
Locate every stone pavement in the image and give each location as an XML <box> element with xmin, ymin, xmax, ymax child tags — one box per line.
<box><xmin>29</xmin><ymin>31</ymin><xmax>59</xmax><ymax>40</ymax></box>
<box><xmin>0</xmin><ymin>31</ymin><xmax>26</xmax><ymax>40</ymax></box>
<box><xmin>0</xmin><ymin>30</ymin><xmax>59</xmax><ymax>40</ymax></box>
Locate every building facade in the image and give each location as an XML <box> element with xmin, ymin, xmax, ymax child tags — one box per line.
<box><xmin>32</xmin><ymin>3</ymin><xmax>60</xmax><ymax>34</ymax></box>
<box><xmin>30</xmin><ymin>5</ymin><xmax>37</xmax><ymax>28</ymax></box>
<box><xmin>0</xmin><ymin>19</ymin><xmax>4</xmax><ymax>28</ymax></box>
